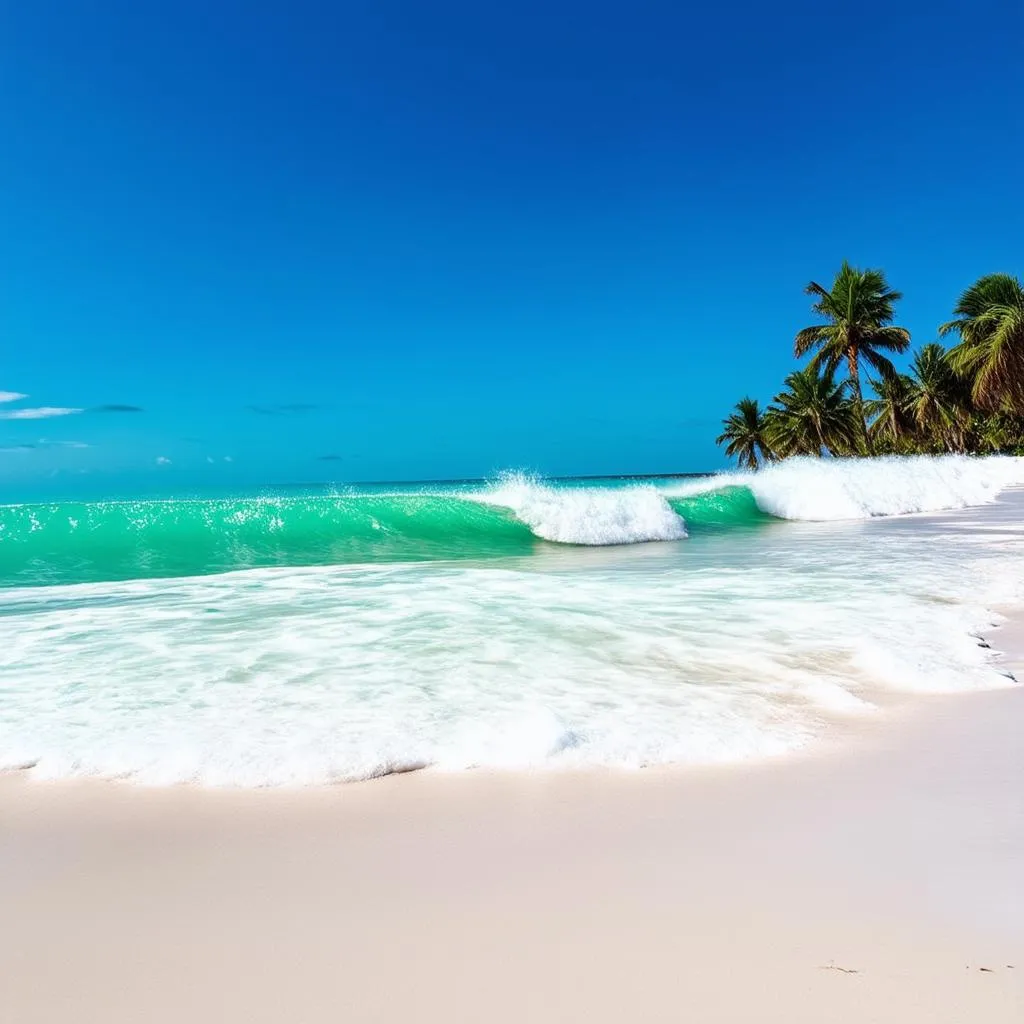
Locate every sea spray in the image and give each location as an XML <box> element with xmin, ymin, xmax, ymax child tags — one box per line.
<box><xmin>708</xmin><ymin>454</ymin><xmax>1024</xmax><ymax>521</ymax></box>
<box><xmin>2</xmin><ymin>498</ymin><xmax>1020</xmax><ymax>785</ymax></box>
<box><xmin>3</xmin><ymin>456</ymin><xmax>1021</xmax><ymax>587</ymax></box>
<box><xmin>479</xmin><ymin>471</ymin><xmax>687</xmax><ymax>545</ymax></box>
<box><xmin>2</xmin><ymin>456</ymin><xmax>1023</xmax><ymax>785</ymax></box>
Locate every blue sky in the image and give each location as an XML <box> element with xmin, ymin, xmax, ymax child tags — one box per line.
<box><xmin>2</xmin><ymin>1</ymin><xmax>1022</xmax><ymax>493</ymax></box>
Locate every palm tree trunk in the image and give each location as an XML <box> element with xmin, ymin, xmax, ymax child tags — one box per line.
<box><xmin>848</xmin><ymin>352</ymin><xmax>873</xmax><ymax>455</ymax></box>
<box><xmin>814</xmin><ymin>420</ymin><xmax>827</xmax><ymax>457</ymax></box>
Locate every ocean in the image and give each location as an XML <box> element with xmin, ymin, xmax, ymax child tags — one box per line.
<box><xmin>2</xmin><ymin>455</ymin><xmax>1023</xmax><ymax>785</ymax></box>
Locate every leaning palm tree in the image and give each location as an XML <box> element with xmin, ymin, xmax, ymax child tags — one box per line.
<box><xmin>716</xmin><ymin>397</ymin><xmax>776</xmax><ymax>470</ymax></box>
<box><xmin>939</xmin><ymin>273</ymin><xmax>1024</xmax><ymax>415</ymax></box>
<box><xmin>905</xmin><ymin>343</ymin><xmax>970</xmax><ymax>452</ymax></box>
<box><xmin>794</xmin><ymin>261</ymin><xmax>911</xmax><ymax>453</ymax></box>
<box><xmin>865</xmin><ymin>371</ymin><xmax>914</xmax><ymax>450</ymax></box>
<box><xmin>770</xmin><ymin>367</ymin><xmax>857</xmax><ymax>457</ymax></box>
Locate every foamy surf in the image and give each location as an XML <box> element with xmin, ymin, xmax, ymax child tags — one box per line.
<box><xmin>2</xmin><ymin>457</ymin><xmax>1023</xmax><ymax>587</ymax></box>
<box><xmin>1</xmin><ymin>475</ymin><xmax>1022</xmax><ymax>786</ymax></box>
<box><xmin>729</xmin><ymin>454</ymin><xmax>1024</xmax><ymax>521</ymax></box>
<box><xmin>479</xmin><ymin>471</ymin><xmax>688</xmax><ymax>545</ymax></box>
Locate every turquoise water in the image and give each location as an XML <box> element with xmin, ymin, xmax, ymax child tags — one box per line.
<box><xmin>0</xmin><ymin>474</ymin><xmax>768</xmax><ymax>587</ymax></box>
<box><xmin>1</xmin><ymin>457</ymin><xmax>1022</xmax><ymax>785</ymax></box>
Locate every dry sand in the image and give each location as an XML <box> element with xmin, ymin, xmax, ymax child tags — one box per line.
<box><xmin>1</xmin><ymin>617</ymin><xmax>1022</xmax><ymax>1023</ymax></box>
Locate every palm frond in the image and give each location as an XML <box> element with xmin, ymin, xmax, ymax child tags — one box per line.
<box><xmin>943</xmin><ymin>274</ymin><xmax>1024</xmax><ymax>414</ymax></box>
<box><xmin>860</xmin><ymin>348</ymin><xmax>898</xmax><ymax>380</ymax></box>
<box><xmin>716</xmin><ymin>397</ymin><xmax>777</xmax><ymax>469</ymax></box>
<box><xmin>794</xmin><ymin>325</ymin><xmax>831</xmax><ymax>358</ymax></box>
<box><xmin>867</xmin><ymin>326</ymin><xmax>911</xmax><ymax>353</ymax></box>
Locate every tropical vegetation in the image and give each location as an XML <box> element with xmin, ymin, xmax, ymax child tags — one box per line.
<box><xmin>716</xmin><ymin>398</ymin><xmax>775</xmax><ymax>470</ymax></box>
<box><xmin>717</xmin><ymin>266</ymin><xmax>1024</xmax><ymax>467</ymax></box>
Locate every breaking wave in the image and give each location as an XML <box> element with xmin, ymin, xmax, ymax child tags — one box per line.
<box><xmin>721</xmin><ymin>454</ymin><xmax>1024</xmax><ymax>521</ymax></box>
<box><xmin>1</xmin><ymin>457</ymin><xmax>1023</xmax><ymax>785</ymax></box>
<box><xmin>0</xmin><ymin>456</ymin><xmax>1021</xmax><ymax>586</ymax></box>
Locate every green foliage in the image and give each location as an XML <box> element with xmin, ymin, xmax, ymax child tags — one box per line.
<box><xmin>940</xmin><ymin>274</ymin><xmax>1024</xmax><ymax>415</ymax></box>
<box><xmin>716</xmin><ymin>398</ymin><xmax>776</xmax><ymax>470</ymax></box>
<box><xmin>967</xmin><ymin>411</ymin><xmax>1024</xmax><ymax>455</ymax></box>
<box><xmin>794</xmin><ymin>261</ymin><xmax>911</xmax><ymax>451</ymax></box>
<box><xmin>768</xmin><ymin>368</ymin><xmax>857</xmax><ymax>457</ymax></box>
<box><xmin>718</xmin><ymin>266</ymin><xmax>1024</xmax><ymax>468</ymax></box>
<box><xmin>865</xmin><ymin>371</ymin><xmax>914</xmax><ymax>448</ymax></box>
<box><xmin>904</xmin><ymin>343</ymin><xmax>970</xmax><ymax>452</ymax></box>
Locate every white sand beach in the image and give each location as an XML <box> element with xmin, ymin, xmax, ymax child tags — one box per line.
<box><xmin>2</xmin><ymin>488</ymin><xmax>1023</xmax><ymax>1022</ymax></box>
<box><xmin>1</xmin><ymin>621</ymin><xmax>1022</xmax><ymax>1022</ymax></box>
<box><xmin>3</xmin><ymin>4</ymin><xmax>1021</xmax><ymax>1018</ymax></box>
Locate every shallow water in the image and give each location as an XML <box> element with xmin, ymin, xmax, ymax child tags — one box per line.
<box><xmin>1</xmin><ymin>456</ymin><xmax>1023</xmax><ymax>785</ymax></box>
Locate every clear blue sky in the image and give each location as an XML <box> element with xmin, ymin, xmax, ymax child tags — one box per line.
<box><xmin>2</xmin><ymin>0</ymin><xmax>1022</xmax><ymax>493</ymax></box>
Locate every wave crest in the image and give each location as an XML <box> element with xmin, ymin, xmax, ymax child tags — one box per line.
<box><xmin>667</xmin><ymin>455</ymin><xmax>1024</xmax><ymax>522</ymax></box>
<box><xmin>2</xmin><ymin>457</ymin><xmax>1022</xmax><ymax>587</ymax></box>
<box><xmin>481</xmin><ymin>472</ymin><xmax>687</xmax><ymax>545</ymax></box>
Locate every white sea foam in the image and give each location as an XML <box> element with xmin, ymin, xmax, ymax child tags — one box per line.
<box><xmin>479</xmin><ymin>457</ymin><xmax>1024</xmax><ymax>549</ymax></box>
<box><xmin>701</xmin><ymin>454</ymin><xmax>1024</xmax><ymax>521</ymax></box>
<box><xmin>1</xmin><ymin>483</ymin><xmax>1022</xmax><ymax>786</ymax></box>
<box><xmin>481</xmin><ymin>472</ymin><xmax>687</xmax><ymax>545</ymax></box>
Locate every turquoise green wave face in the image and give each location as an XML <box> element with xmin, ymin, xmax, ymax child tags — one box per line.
<box><xmin>668</xmin><ymin>485</ymin><xmax>771</xmax><ymax>531</ymax></box>
<box><xmin>0</xmin><ymin>484</ymin><xmax>771</xmax><ymax>587</ymax></box>
<box><xmin>0</xmin><ymin>495</ymin><xmax>539</xmax><ymax>586</ymax></box>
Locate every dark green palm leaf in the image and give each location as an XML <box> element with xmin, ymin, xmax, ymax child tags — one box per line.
<box><xmin>941</xmin><ymin>274</ymin><xmax>1024</xmax><ymax>414</ymax></box>
<box><xmin>793</xmin><ymin>261</ymin><xmax>910</xmax><ymax>452</ymax></box>
<box><xmin>716</xmin><ymin>397</ymin><xmax>777</xmax><ymax>470</ymax></box>
<box><xmin>770</xmin><ymin>367</ymin><xmax>857</xmax><ymax>457</ymax></box>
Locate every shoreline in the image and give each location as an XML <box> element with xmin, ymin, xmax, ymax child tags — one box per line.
<box><xmin>2</xmin><ymin>618</ymin><xmax>1022</xmax><ymax>1021</ymax></box>
<box><xmin>2</xmin><ymin>489</ymin><xmax>1023</xmax><ymax>1021</ymax></box>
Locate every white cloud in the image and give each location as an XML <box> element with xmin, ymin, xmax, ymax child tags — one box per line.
<box><xmin>156</xmin><ymin>455</ymin><xmax>172</xmax><ymax>465</ymax></box>
<box><xmin>206</xmin><ymin>456</ymin><xmax>215</xmax><ymax>464</ymax></box>
<box><xmin>0</xmin><ymin>406</ymin><xmax>83</xmax><ymax>421</ymax></box>
<box><xmin>0</xmin><ymin>391</ymin><xmax>28</xmax><ymax>404</ymax></box>
<box><xmin>224</xmin><ymin>455</ymin><xmax>233</xmax><ymax>462</ymax></box>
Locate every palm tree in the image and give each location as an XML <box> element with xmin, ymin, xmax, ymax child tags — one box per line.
<box><xmin>905</xmin><ymin>343</ymin><xmax>969</xmax><ymax>452</ymax></box>
<box><xmin>865</xmin><ymin>371</ymin><xmax>914</xmax><ymax>450</ymax></box>
<box><xmin>794</xmin><ymin>261</ymin><xmax>911</xmax><ymax>452</ymax></box>
<box><xmin>716</xmin><ymin>398</ymin><xmax>776</xmax><ymax>470</ymax></box>
<box><xmin>939</xmin><ymin>274</ymin><xmax>1024</xmax><ymax>415</ymax></box>
<box><xmin>769</xmin><ymin>367</ymin><xmax>857</xmax><ymax>457</ymax></box>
